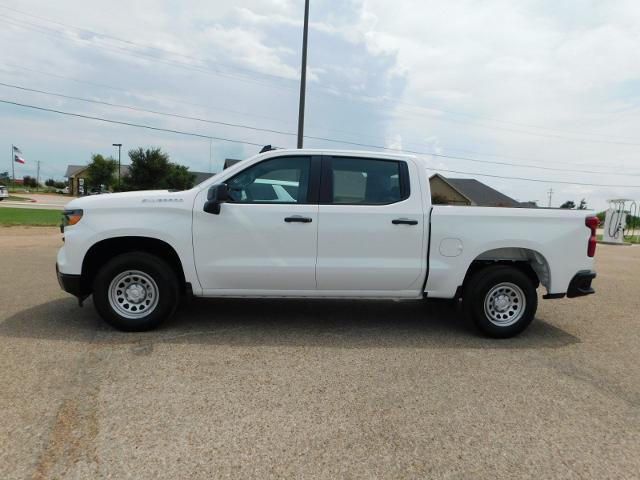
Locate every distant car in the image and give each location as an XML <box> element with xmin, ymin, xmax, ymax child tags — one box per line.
<box><xmin>0</xmin><ymin>185</ymin><xmax>8</xmax><ymax>200</ymax></box>
<box><xmin>56</xmin><ymin>187</ymin><xmax>69</xmax><ymax>195</ymax></box>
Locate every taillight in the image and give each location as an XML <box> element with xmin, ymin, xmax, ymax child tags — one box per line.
<box><xmin>586</xmin><ymin>216</ymin><xmax>598</xmax><ymax>257</ymax></box>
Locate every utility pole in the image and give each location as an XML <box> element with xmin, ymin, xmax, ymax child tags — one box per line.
<box><xmin>296</xmin><ymin>0</ymin><xmax>310</xmax><ymax>149</ymax></box>
<box><xmin>36</xmin><ymin>160</ymin><xmax>41</xmax><ymax>192</ymax></box>
<box><xmin>113</xmin><ymin>143</ymin><xmax>122</xmax><ymax>188</ymax></box>
<box><xmin>547</xmin><ymin>188</ymin><xmax>554</xmax><ymax>208</ymax></box>
<box><xmin>209</xmin><ymin>138</ymin><xmax>213</xmax><ymax>173</ymax></box>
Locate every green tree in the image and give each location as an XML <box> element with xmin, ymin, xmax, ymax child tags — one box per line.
<box><xmin>45</xmin><ymin>178</ymin><xmax>56</xmax><ymax>187</ymax></box>
<box><xmin>560</xmin><ymin>200</ymin><xmax>576</xmax><ymax>209</ymax></box>
<box><xmin>122</xmin><ymin>147</ymin><xmax>195</xmax><ymax>191</ymax></box>
<box><xmin>166</xmin><ymin>164</ymin><xmax>195</xmax><ymax>190</ymax></box>
<box><xmin>86</xmin><ymin>154</ymin><xmax>117</xmax><ymax>190</ymax></box>
<box><xmin>577</xmin><ymin>198</ymin><xmax>588</xmax><ymax>210</ymax></box>
<box><xmin>22</xmin><ymin>175</ymin><xmax>38</xmax><ymax>188</ymax></box>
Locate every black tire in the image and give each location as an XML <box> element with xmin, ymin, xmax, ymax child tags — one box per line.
<box><xmin>92</xmin><ymin>252</ymin><xmax>179</xmax><ymax>331</ymax></box>
<box><xmin>462</xmin><ymin>265</ymin><xmax>537</xmax><ymax>338</ymax></box>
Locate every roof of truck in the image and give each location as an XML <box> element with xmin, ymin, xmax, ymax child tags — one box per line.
<box><xmin>253</xmin><ymin>148</ymin><xmax>415</xmax><ymax>160</ymax></box>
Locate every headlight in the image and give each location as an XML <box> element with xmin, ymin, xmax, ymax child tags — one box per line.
<box><xmin>61</xmin><ymin>209</ymin><xmax>83</xmax><ymax>232</ymax></box>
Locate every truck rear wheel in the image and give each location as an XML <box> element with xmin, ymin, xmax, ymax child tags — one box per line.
<box><xmin>92</xmin><ymin>252</ymin><xmax>179</xmax><ymax>331</ymax></box>
<box><xmin>463</xmin><ymin>265</ymin><xmax>537</xmax><ymax>338</ymax></box>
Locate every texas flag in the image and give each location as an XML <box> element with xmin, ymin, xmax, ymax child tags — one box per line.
<box><xmin>13</xmin><ymin>145</ymin><xmax>25</xmax><ymax>164</ymax></box>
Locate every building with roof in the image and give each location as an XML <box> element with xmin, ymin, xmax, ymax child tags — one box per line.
<box><xmin>429</xmin><ymin>174</ymin><xmax>536</xmax><ymax>207</ymax></box>
<box><xmin>64</xmin><ymin>165</ymin><xmax>91</xmax><ymax>196</ymax></box>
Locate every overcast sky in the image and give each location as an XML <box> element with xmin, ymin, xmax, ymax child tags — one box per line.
<box><xmin>1</xmin><ymin>0</ymin><xmax>639</xmax><ymax>209</ymax></box>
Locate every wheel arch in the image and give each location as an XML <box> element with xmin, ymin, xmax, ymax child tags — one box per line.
<box><xmin>459</xmin><ymin>247</ymin><xmax>551</xmax><ymax>297</ymax></box>
<box><xmin>82</xmin><ymin>236</ymin><xmax>187</xmax><ymax>292</ymax></box>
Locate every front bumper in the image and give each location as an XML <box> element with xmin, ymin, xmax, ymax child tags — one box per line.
<box><xmin>566</xmin><ymin>270</ymin><xmax>596</xmax><ymax>298</ymax></box>
<box><xmin>56</xmin><ymin>263</ymin><xmax>88</xmax><ymax>298</ymax></box>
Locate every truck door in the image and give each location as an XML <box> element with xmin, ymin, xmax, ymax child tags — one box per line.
<box><xmin>315</xmin><ymin>155</ymin><xmax>426</xmax><ymax>293</ymax></box>
<box><xmin>193</xmin><ymin>155</ymin><xmax>320</xmax><ymax>292</ymax></box>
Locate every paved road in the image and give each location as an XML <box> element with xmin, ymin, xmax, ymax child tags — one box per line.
<box><xmin>0</xmin><ymin>193</ymin><xmax>70</xmax><ymax>210</ymax></box>
<box><xmin>1</xmin><ymin>227</ymin><xmax>639</xmax><ymax>479</ymax></box>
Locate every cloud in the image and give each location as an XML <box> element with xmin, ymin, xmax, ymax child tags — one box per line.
<box><xmin>201</xmin><ymin>25</ymin><xmax>299</xmax><ymax>79</ymax></box>
<box><xmin>0</xmin><ymin>0</ymin><xmax>639</xmax><ymax>211</ymax></box>
<box><xmin>336</xmin><ymin>0</ymin><xmax>640</xmax><ymax>209</ymax></box>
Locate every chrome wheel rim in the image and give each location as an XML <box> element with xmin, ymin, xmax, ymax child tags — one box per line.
<box><xmin>108</xmin><ymin>270</ymin><xmax>159</xmax><ymax>319</ymax></box>
<box><xmin>484</xmin><ymin>282</ymin><xmax>526</xmax><ymax>327</ymax></box>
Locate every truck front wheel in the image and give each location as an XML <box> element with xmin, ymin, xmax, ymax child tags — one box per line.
<box><xmin>92</xmin><ymin>252</ymin><xmax>179</xmax><ymax>331</ymax></box>
<box><xmin>463</xmin><ymin>265</ymin><xmax>537</xmax><ymax>338</ymax></box>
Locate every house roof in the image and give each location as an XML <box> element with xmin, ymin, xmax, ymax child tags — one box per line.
<box><xmin>429</xmin><ymin>174</ymin><xmax>522</xmax><ymax>207</ymax></box>
<box><xmin>65</xmin><ymin>165</ymin><xmax>88</xmax><ymax>177</ymax></box>
<box><xmin>192</xmin><ymin>171</ymin><xmax>215</xmax><ymax>184</ymax></box>
<box><xmin>224</xmin><ymin>158</ymin><xmax>242</xmax><ymax>169</ymax></box>
<box><xmin>445</xmin><ymin>177</ymin><xmax>520</xmax><ymax>207</ymax></box>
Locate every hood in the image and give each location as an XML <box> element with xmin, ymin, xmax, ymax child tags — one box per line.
<box><xmin>64</xmin><ymin>190</ymin><xmax>186</xmax><ymax>210</ymax></box>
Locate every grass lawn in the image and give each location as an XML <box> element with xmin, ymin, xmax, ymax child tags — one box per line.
<box><xmin>597</xmin><ymin>234</ymin><xmax>640</xmax><ymax>244</ymax></box>
<box><xmin>0</xmin><ymin>208</ymin><xmax>61</xmax><ymax>226</ymax></box>
<box><xmin>6</xmin><ymin>195</ymin><xmax>32</xmax><ymax>202</ymax></box>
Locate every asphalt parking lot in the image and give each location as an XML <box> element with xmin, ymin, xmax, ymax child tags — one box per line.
<box><xmin>1</xmin><ymin>227</ymin><xmax>639</xmax><ymax>479</ymax></box>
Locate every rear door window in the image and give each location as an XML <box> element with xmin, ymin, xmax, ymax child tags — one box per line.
<box><xmin>329</xmin><ymin>157</ymin><xmax>408</xmax><ymax>205</ymax></box>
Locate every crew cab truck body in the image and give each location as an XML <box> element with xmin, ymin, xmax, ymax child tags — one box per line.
<box><xmin>56</xmin><ymin>149</ymin><xmax>597</xmax><ymax>337</ymax></box>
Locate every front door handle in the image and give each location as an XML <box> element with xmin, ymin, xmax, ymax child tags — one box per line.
<box><xmin>284</xmin><ymin>216</ymin><xmax>313</xmax><ymax>223</ymax></box>
<box><xmin>392</xmin><ymin>218</ymin><xmax>418</xmax><ymax>225</ymax></box>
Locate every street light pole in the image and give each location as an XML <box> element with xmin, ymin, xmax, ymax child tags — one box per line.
<box><xmin>296</xmin><ymin>0</ymin><xmax>310</xmax><ymax>149</ymax></box>
<box><xmin>112</xmin><ymin>143</ymin><xmax>122</xmax><ymax>188</ymax></box>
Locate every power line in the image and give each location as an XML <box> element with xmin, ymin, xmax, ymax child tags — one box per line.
<box><xmin>5</xmin><ymin>80</ymin><xmax>640</xmax><ymax>177</ymax></box>
<box><xmin>0</xmin><ymin>15</ymin><xmax>298</xmax><ymax>94</ymax></box>
<box><xmin>0</xmin><ymin>62</ymin><xmax>298</xmax><ymax>127</ymax></box>
<box><xmin>302</xmin><ymin>133</ymin><xmax>640</xmax><ymax>177</ymax></box>
<box><xmin>4</xmin><ymin>62</ymin><xmax>636</xmax><ymax>173</ymax></box>
<box><xmin>424</xmin><ymin>167</ymin><xmax>640</xmax><ymax>188</ymax></box>
<box><xmin>3</xmin><ymin>6</ymin><xmax>640</xmax><ymax>146</ymax></box>
<box><xmin>0</xmin><ymin>81</ymin><xmax>297</xmax><ymax>137</ymax></box>
<box><xmin>381</xmin><ymin>102</ymin><xmax>640</xmax><ymax>147</ymax></box>
<box><xmin>3</xmin><ymin>98</ymin><xmax>640</xmax><ymax>189</ymax></box>
<box><xmin>0</xmin><ymin>2</ymin><xmax>295</xmax><ymax>85</ymax></box>
<box><xmin>371</xmin><ymin>96</ymin><xmax>638</xmax><ymax>142</ymax></box>
<box><xmin>0</xmin><ymin>99</ymin><xmax>267</xmax><ymax>147</ymax></box>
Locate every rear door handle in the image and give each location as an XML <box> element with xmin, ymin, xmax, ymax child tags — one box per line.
<box><xmin>392</xmin><ymin>218</ymin><xmax>418</xmax><ymax>225</ymax></box>
<box><xmin>284</xmin><ymin>216</ymin><xmax>313</xmax><ymax>223</ymax></box>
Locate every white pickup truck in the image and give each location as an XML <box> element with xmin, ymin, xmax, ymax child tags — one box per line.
<box><xmin>56</xmin><ymin>149</ymin><xmax>598</xmax><ymax>337</ymax></box>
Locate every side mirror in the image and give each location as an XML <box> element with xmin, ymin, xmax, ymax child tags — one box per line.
<box><xmin>204</xmin><ymin>184</ymin><xmax>229</xmax><ymax>215</ymax></box>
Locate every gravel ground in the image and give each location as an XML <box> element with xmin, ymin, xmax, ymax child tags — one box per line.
<box><xmin>1</xmin><ymin>227</ymin><xmax>638</xmax><ymax>479</ymax></box>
